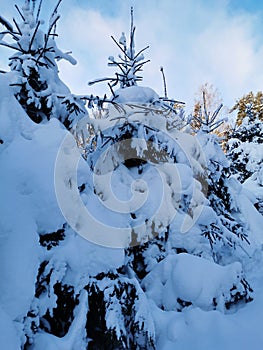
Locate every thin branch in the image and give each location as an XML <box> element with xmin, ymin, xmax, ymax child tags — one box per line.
<box><xmin>202</xmin><ymin>91</ymin><xmax>209</xmax><ymax>124</ymax></box>
<box><xmin>52</xmin><ymin>0</ymin><xmax>63</xmax><ymax>16</ymax></box>
<box><xmin>51</xmin><ymin>0</ymin><xmax>63</xmax><ymax>36</ymax></box>
<box><xmin>29</xmin><ymin>20</ymin><xmax>41</xmax><ymax>52</ymax></box>
<box><xmin>133</xmin><ymin>59</ymin><xmax>150</xmax><ymax>73</ymax></box>
<box><xmin>88</xmin><ymin>77</ymin><xmax>115</xmax><ymax>86</ymax></box>
<box><xmin>17</xmin><ymin>41</ymin><xmax>24</xmax><ymax>52</ymax></box>
<box><xmin>111</xmin><ymin>35</ymin><xmax>127</xmax><ymax>57</ymax></box>
<box><xmin>37</xmin><ymin>14</ymin><xmax>60</xmax><ymax>62</ymax></box>
<box><xmin>129</xmin><ymin>6</ymin><xmax>135</xmax><ymax>60</ymax></box>
<box><xmin>133</xmin><ymin>45</ymin><xmax>149</xmax><ymax>61</ymax></box>
<box><xmin>32</xmin><ymin>0</ymin><xmax>37</xmax><ymax>13</ymax></box>
<box><xmin>36</xmin><ymin>0</ymin><xmax>43</xmax><ymax>22</ymax></box>
<box><xmin>15</xmin><ymin>5</ymin><xmax>25</xmax><ymax>22</ymax></box>
<box><xmin>160</xmin><ymin>97</ymin><xmax>185</xmax><ymax>105</ymax></box>
<box><xmin>108</xmin><ymin>83</ymin><xmax>116</xmax><ymax>98</ymax></box>
<box><xmin>108</xmin><ymin>60</ymin><xmax>126</xmax><ymax>75</ymax></box>
<box><xmin>0</xmin><ymin>30</ymin><xmax>19</xmax><ymax>41</ymax></box>
<box><xmin>13</xmin><ymin>18</ymin><xmax>22</xmax><ymax>35</ymax></box>
<box><xmin>210</xmin><ymin>103</ymin><xmax>223</xmax><ymax>123</ymax></box>
<box><xmin>210</xmin><ymin>121</ymin><xmax>224</xmax><ymax>132</ymax></box>
<box><xmin>130</xmin><ymin>7</ymin><xmax>134</xmax><ymax>44</ymax></box>
<box><xmin>160</xmin><ymin>66</ymin><xmax>167</xmax><ymax>98</ymax></box>
<box><xmin>0</xmin><ymin>42</ymin><xmax>22</xmax><ymax>51</ymax></box>
<box><xmin>44</xmin><ymin>55</ymin><xmax>56</xmax><ymax>67</ymax></box>
<box><xmin>0</xmin><ymin>16</ymin><xmax>13</xmax><ymax>32</ymax></box>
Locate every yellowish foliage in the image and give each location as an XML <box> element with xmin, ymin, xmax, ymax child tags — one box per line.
<box><xmin>230</xmin><ymin>91</ymin><xmax>263</xmax><ymax>126</ymax></box>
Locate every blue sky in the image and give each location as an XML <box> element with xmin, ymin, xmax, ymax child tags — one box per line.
<box><xmin>1</xmin><ymin>0</ymin><xmax>263</xmax><ymax>111</ymax></box>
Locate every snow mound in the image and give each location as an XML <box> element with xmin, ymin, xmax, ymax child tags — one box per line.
<box><xmin>142</xmin><ymin>253</ymin><xmax>245</xmax><ymax>311</ymax></box>
<box><xmin>113</xmin><ymin>86</ymin><xmax>159</xmax><ymax>104</ymax></box>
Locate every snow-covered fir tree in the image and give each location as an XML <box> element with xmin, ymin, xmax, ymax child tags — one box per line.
<box><xmin>194</xmin><ymin>93</ymin><xmax>251</xmax><ymax>262</ymax></box>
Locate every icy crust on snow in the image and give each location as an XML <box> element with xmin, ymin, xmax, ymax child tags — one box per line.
<box><xmin>142</xmin><ymin>253</ymin><xmax>244</xmax><ymax>311</ymax></box>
